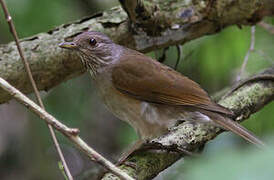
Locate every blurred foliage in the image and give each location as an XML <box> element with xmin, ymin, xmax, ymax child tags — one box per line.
<box><xmin>0</xmin><ymin>0</ymin><xmax>118</xmax><ymax>42</ymax></box>
<box><xmin>163</xmin><ymin>141</ymin><xmax>274</xmax><ymax>180</ymax></box>
<box><xmin>0</xmin><ymin>0</ymin><xmax>273</xmax><ymax>179</ymax></box>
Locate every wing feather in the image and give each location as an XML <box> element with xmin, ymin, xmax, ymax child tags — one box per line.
<box><xmin>112</xmin><ymin>48</ymin><xmax>232</xmax><ymax>115</ymax></box>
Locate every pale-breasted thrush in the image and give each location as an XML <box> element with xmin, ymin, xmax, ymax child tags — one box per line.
<box><xmin>59</xmin><ymin>31</ymin><xmax>264</xmax><ymax>150</ymax></box>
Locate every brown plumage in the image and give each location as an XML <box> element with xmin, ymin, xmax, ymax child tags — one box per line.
<box><xmin>112</xmin><ymin>48</ymin><xmax>232</xmax><ymax>115</ymax></box>
<box><xmin>59</xmin><ymin>31</ymin><xmax>264</xmax><ymax>149</ymax></box>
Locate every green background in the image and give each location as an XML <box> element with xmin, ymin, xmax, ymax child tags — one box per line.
<box><xmin>0</xmin><ymin>0</ymin><xmax>273</xmax><ymax>179</ymax></box>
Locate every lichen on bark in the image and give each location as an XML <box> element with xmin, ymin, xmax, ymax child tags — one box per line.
<box><xmin>101</xmin><ymin>67</ymin><xmax>274</xmax><ymax>180</ymax></box>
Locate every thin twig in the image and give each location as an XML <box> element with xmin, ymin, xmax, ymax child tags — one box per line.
<box><xmin>0</xmin><ymin>1</ymin><xmax>73</xmax><ymax>179</ymax></box>
<box><xmin>258</xmin><ymin>21</ymin><xmax>274</xmax><ymax>34</ymax></box>
<box><xmin>223</xmin><ymin>74</ymin><xmax>274</xmax><ymax>99</ymax></box>
<box><xmin>254</xmin><ymin>49</ymin><xmax>274</xmax><ymax>64</ymax></box>
<box><xmin>157</xmin><ymin>47</ymin><xmax>169</xmax><ymax>63</ymax></box>
<box><xmin>0</xmin><ymin>77</ymin><xmax>135</xmax><ymax>180</ymax></box>
<box><xmin>237</xmin><ymin>26</ymin><xmax>256</xmax><ymax>81</ymax></box>
<box><xmin>174</xmin><ymin>45</ymin><xmax>182</xmax><ymax>70</ymax></box>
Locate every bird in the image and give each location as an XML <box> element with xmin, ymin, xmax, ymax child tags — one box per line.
<box><xmin>59</xmin><ymin>31</ymin><xmax>264</xmax><ymax>161</ymax></box>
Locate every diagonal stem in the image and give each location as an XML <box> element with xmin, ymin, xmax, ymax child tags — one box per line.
<box><xmin>258</xmin><ymin>21</ymin><xmax>274</xmax><ymax>35</ymax></box>
<box><xmin>0</xmin><ymin>77</ymin><xmax>135</xmax><ymax>180</ymax></box>
<box><xmin>237</xmin><ymin>26</ymin><xmax>256</xmax><ymax>81</ymax></box>
<box><xmin>0</xmin><ymin>1</ymin><xmax>73</xmax><ymax>179</ymax></box>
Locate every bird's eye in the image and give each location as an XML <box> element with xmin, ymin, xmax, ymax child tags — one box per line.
<box><xmin>89</xmin><ymin>38</ymin><xmax>97</xmax><ymax>46</ymax></box>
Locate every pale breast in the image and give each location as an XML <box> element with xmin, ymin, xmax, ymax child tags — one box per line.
<box><xmin>92</xmin><ymin>71</ymin><xmax>175</xmax><ymax>139</ymax></box>
<box><xmin>91</xmin><ymin>70</ymin><xmax>211</xmax><ymax>139</ymax></box>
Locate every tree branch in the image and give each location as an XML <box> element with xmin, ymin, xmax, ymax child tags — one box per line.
<box><xmin>259</xmin><ymin>21</ymin><xmax>274</xmax><ymax>34</ymax></box>
<box><xmin>0</xmin><ymin>0</ymin><xmax>273</xmax><ymax>104</ymax></box>
<box><xmin>101</xmin><ymin>67</ymin><xmax>274</xmax><ymax>180</ymax></box>
<box><xmin>0</xmin><ymin>77</ymin><xmax>135</xmax><ymax>180</ymax></box>
<box><xmin>0</xmin><ymin>1</ymin><xmax>72</xmax><ymax>178</ymax></box>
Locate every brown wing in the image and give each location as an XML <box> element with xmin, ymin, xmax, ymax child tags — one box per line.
<box><xmin>112</xmin><ymin>48</ymin><xmax>232</xmax><ymax>115</ymax></box>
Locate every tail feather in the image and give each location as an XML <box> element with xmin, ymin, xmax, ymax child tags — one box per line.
<box><xmin>213</xmin><ymin>116</ymin><xmax>265</xmax><ymax>147</ymax></box>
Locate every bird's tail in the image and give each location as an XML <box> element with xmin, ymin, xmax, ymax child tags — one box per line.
<box><xmin>211</xmin><ymin>114</ymin><xmax>265</xmax><ymax>147</ymax></box>
<box><xmin>199</xmin><ymin>110</ymin><xmax>265</xmax><ymax>147</ymax></box>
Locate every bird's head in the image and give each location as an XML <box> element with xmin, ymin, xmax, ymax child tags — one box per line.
<box><xmin>59</xmin><ymin>31</ymin><xmax>121</xmax><ymax>70</ymax></box>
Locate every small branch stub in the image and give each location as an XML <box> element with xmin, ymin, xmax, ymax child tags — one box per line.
<box><xmin>0</xmin><ymin>77</ymin><xmax>134</xmax><ymax>180</ymax></box>
<box><xmin>0</xmin><ymin>0</ymin><xmax>73</xmax><ymax>178</ymax></box>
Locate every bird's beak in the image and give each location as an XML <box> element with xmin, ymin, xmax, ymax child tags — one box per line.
<box><xmin>59</xmin><ymin>42</ymin><xmax>78</xmax><ymax>50</ymax></box>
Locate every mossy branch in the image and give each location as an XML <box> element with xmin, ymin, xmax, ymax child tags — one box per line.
<box><xmin>0</xmin><ymin>0</ymin><xmax>273</xmax><ymax>104</ymax></box>
<box><xmin>101</xmin><ymin>67</ymin><xmax>274</xmax><ymax>180</ymax></box>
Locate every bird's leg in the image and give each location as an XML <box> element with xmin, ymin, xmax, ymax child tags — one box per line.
<box><xmin>116</xmin><ymin>139</ymin><xmax>144</xmax><ymax>166</ymax></box>
<box><xmin>96</xmin><ymin>140</ymin><xmax>144</xmax><ymax>179</ymax></box>
<box><xmin>140</xmin><ymin>141</ymin><xmax>200</xmax><ymax>157</ymax></box>
<box><xmin>117</xmin><ymin>139</ymin><xmax>200</xmax><ymax>168</ymax></box>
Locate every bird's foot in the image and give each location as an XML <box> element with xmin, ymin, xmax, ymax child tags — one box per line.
<box><xmin>116</xmin><ymin>140</ymin><xmax>144</xmax><ymax>167</ymax></box>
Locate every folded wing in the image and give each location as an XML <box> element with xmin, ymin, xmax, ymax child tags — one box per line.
<box><xmin>112</xmin><ymin>48</ymin><xmax>232</xmax><ymax>116</ymax></box>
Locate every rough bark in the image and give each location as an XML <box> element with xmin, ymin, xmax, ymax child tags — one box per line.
<box><xmin>102</xmin><ymin>67</ymin><xmax>274</xmax><ymax>180</ymax></box>
<box><xmin>0</xmin><ymin>0</ymin><xmax>274</xmax><ymax>179</ymax></box>
<box><xmin>0</xmin><ymin>0</ymin><xmax>273</xmax><ymax>104</ymax></box>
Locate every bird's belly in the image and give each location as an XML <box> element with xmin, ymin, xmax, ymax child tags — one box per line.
<box><xmin>95</xmin><ymin>81</ymin><xmax>175</xmax><ymax>139</ymax></box>
<box><xmin>94</xmin><ymin>75</ymin><xmax>212</xmax><ymax>139</ymax></box>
